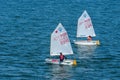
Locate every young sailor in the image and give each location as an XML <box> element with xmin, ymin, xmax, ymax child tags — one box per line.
<box><xmin>59</xmin><ymin>52</ymin><xmax>67</xmax><ymax>62</ymax></box>
<box><xmin>87</xmin><ymin>35</ymin><xmax>92</xmax><ymax>41</ymax></box>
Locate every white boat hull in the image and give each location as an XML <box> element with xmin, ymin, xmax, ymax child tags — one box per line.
<box><xmin>45</xmin><ymin>58</ymin><xmax>77</xmax><ymax>66</ymax></box>
<box><xmin>74</xmin><ymin>40</ymin><xmax>100</xmax><ymax>45</ymax></box>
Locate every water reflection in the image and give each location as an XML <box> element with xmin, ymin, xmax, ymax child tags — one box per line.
<box><xmin>50</xmin><ymin>65</ymin><xmax>72</xmax><ymax>80</ymax></box>
<box><xmin>76</xmin><ymin>45</ymin><xmax>97</xmax><ymax>59</ymax></box>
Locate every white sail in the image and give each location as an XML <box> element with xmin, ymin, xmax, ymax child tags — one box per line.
<box><xmin>76</xmin><ymin>10</ymin><xmax>96</xmax><ymax>37</ymax></box>
<box><xmin>50</xmin><ymin>23</ymin><xmax>73</xmax><ymax>56</ymax></box>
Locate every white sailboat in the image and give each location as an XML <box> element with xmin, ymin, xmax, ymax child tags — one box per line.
<box><xmin>45</xmin><ymin>23</ymin><xmax>77</xmax><ymax>66</ymax></box>
<box><xmin>74</xmin><ymin>10</ymin><xmax>100</xmax><ymax>45</ymax></box>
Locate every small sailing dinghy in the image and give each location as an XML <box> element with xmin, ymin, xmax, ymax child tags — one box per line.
<box><xmin>74</xmin><ymin>10</ymin><xmax>100</xmax><ymax>45</ymax></box>
<box><xmin>45</xmin><ymin>23</ymin><xmax>77</xmax><ymax>66</ymax></box>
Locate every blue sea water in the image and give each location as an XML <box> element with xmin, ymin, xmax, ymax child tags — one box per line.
<box><xmin>0</xmin><ymin>0</ymin><xmax>120</xmax><ymax>80</ymax></box>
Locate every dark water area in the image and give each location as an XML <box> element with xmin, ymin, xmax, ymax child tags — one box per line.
<box><xmin>0</xmin><ymin>0</ymin><xmax>120</xmax><ymax>80</ymax></box>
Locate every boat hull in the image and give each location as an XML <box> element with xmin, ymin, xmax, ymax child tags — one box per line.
<box><xmin>74</xmin><ymin>40</ymin><xmax>100</xmax><ymax>45</ymax></box>
<box><xmin>45</xmin><ymin>58</ymin><xmax>77</xmax><ymax>66</ymax></box>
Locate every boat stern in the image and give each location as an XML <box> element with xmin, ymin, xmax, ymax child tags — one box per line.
<box><xmin>96</xmin><ymin>40</ymin><xmax>100</xmax><ymax>45</ymax></box>
<box><xmin>72</xmin><ymin>59</ymin><xmax>77</xmax><ymax>66</ymax></box>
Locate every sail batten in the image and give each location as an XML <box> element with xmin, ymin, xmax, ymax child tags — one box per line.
<box><xmin>50</xmin><ymin>23</ymin><xmax>73</xmax><ymax>56</ymax></box>
<box><xmin>76</xmin><ymin>10</ymin><xmax>96</xmax><ymax>38</ymax></box>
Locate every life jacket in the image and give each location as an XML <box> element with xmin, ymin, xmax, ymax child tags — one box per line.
<box><xmin>60</xmin><ymin>55</ymin><xmax>64</xmax><ymax>60</ymax></box>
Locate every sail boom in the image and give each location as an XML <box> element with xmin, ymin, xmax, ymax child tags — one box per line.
<box><xmin>50</xmin><ymin>52</ymin><xmax>73</xmax><ymax>56</ymax></box>
<box><xmin>76</xmin><ymin>35</ymin><xmax>96</xmax><ymax>38</ymax></box>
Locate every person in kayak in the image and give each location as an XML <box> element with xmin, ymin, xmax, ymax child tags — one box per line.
<box><xmin>59</xmin><ymin>52</ymin><xmax>67</xmax><ymax>62</ymax></box>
